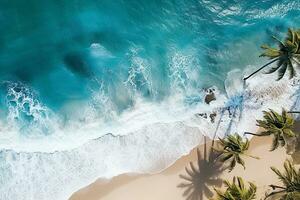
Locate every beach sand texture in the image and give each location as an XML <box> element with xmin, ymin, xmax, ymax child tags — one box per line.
<box><xmin>70</xmin><ymin>133</ymin><xmax>297</xmax><ymax>200</ymax></box>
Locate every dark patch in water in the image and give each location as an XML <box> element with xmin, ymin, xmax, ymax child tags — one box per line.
<box><xmin>63</xmin><ymin>53</ymin><xmax>92</xmax><ymax>77</ymax></box>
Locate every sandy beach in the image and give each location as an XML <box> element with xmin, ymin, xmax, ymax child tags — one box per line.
<box><xmin>69</xmin><ymin>131</ymin><xmax>295</xmax><ymax>200</ymax></box>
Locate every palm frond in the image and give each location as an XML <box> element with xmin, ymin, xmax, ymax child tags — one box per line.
<box><xmin>260</xmin><ymin>45</ymin><xmax>281</xmax><ymax>58</ymax></box>
<box><xmin>266</xmin><ymin>160</ymin><xmax>300</xmax><ymax>200</ymax></box>
<box><xmin>212</xmin><ymin>177</ymin><xmax>257</xmax><ymax>200</ymax></box>
<box><xmin>245</xmin><ymin>28</ymin><xmax>300</xmax><ymax>81</ymax></box>
<box><xmin>288</xmin><ymin>59</ymin><xmax>296</xmax><ymax>79</ymax></box>
<box><xmin>277</xmin><ymin>62</ymin><xmax>288</xmax><ymax>80</ymax></box>
<box><xmin>216</xmin><ymin>134</ymin><xmax>257</xmax><ymax>172</ymax></box>
<box><xmin>254</xmin><ymin>109</ymin><xmax>295</xmax><ymax>151</ymax></box>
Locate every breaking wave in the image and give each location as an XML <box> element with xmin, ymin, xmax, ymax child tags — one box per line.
<box><xmin>0</xmin><ymin>0</ymin><xmax>300</xmax><ymax>199</ymax></box>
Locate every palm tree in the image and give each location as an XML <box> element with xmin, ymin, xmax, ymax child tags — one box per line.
<box><xmin>215</xmin><ymin>134</ymin><xmax>258</xmax><ymax>172</ymax></box>
<box><xmin>265</xmin><ymin>160</ymin><xmax>300</xmax><ymax>200</ymax></box>
<box><xmin>245</xmin><ymin>109</ymin><xmax>295</xmax><ymax>151</ymax></box>
<box><xmin>244</xmin><ymin>28</ymin><xmax>300</xmax><ymax>81</ymax></box>
<box><xmin>288</xmin><ymin>111</ymin><xmax>300</xmax><ymax>114</ymax></box>
<box><xmin>212</xmin><ymin>177</ymin><xmax>257</xmax><ymax>200</ymax></box>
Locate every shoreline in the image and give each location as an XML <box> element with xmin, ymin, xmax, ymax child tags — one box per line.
<box><xmin>69</xmin><ymin>134</ymin><xmax>291</xmax><ymax>200</ymax></box>
<box><xmin>1</xmin><ymin>74</ymin><xmax>298</xmax><ymax>200</ymax></box>
<box><xmin>69</xmin><ymin>75</ymin><xmax>299</xmax><ymax>200</ymax></box>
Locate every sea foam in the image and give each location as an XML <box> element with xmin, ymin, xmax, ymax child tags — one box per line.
<box><xmin>0</xmin><ymin>68</ymin><xmax>299</xmax><ymax>200</ymax></box>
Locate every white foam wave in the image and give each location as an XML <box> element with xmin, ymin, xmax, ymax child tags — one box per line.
<box><xmin>168</xmin><ymin>48</ymin><xmax>201</xmax><ymax>93</ymax></box>
<box><xmin>245</xmin><ymin>1</ymin><xmax>300</xmax><ymax>20</ymax></box>
<box><xmin>124</xmin><ymin>47</ymin><xmax>154</xmax><ymax>95</ymax></box>
<box><xmin>0</xmin><ymin>67</ymin><xmax>299</xmax><ymax>200</ymax></box>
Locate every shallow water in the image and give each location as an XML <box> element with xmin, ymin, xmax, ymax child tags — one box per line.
<box><xmin>1</xmin><ymin>0</ymin><xmax>300</xmax><ymax>199</ymax></box>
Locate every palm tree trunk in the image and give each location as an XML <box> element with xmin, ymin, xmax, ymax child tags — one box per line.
<box><xmin>264</xmin><ymin>190</ymin><xmax>286</xmax><ymax>200</ymax></box>
<box><xmin>244</xmin><ymin>132</ymin><xmax>263</xmax><ymax>136</ymax></box>
<box><xmin>269</xmin><ymin>184</ymin><xmax>286</xmax><ymax>190</ymax></box>
<box><xmin>243</xmin><ymin>58</ymin><xmax>279</xmax><ymax>81</ymax></box>
<box><xmin>204</xmin><ymin>136</ymin><xmax>207</xmax><ymax>161</ymax></box>
<box><xmin>243</xmin><ymin>153</ymin><xmax>260</xmax><ymax>159</ymax></box>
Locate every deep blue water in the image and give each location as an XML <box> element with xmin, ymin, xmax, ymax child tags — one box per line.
<box><xmin>0</xmin><ymin>0</ymin><xmax>300</xmax><ymax>135</ymax></box>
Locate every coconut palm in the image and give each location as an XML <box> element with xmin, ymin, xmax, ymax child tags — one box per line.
<box><xmin>215</xmin><ymin>134</ymin><xmax>258</xmax><ymax>172</ymax></box>
<box><xmin>288</xmin><ymin>111</ymin><xmax>300</xmax><ymax>114</ymax></box>
<box><xmin>265</xmin><ymin>160</ymin><xmax>300</xmax><ymax>200</ymax></box>
<box><xmin>212</xmin><ymin>177</ymin><xmax>257</xmax><ymax>200</ymax></box>
<box><xmin>245</xmin><ymin>109</ymin><xmax>295</xmax><ymax>151</ymax></box>
<box><xmin>244</xmin><ymin>28</ymin><xmax>300</xmax><ymax>81</ymax></box>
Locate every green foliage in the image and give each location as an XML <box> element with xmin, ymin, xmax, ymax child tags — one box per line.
<box><xmin>212</xmin><ymin>177</ymin><xmax>257</xmax><ymax>200</ymax></box>
<box><xmin>260</xmin><ymin>28</ymin><xmax>300</xmax><ymax>80</ymax></box>
<box><xmin>244</xmin><ymin>28</ymin><xmax>300</xmax><ymax>81</ymax></box>
<box><xmin>255</xmin><ymin>109</ymin><xmax>295</xmax><ymax>151</ymax></box>
<box><xmin>215</xmin><ymin>134</ymin><xmax>257</xmax><ymax>172</ymax></box>
<box><xmin>265</xmin><ymin>160</ymin><xmax>300</xmax><ymax>200</ymax></box>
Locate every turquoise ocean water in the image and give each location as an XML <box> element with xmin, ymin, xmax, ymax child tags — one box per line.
<box><xmin>1</xmin><ymin>1</ymin><xmax>300</xmax><ymax>199</ymax></box>
<box><xmin>0</xmin><ymin>0</ymin><xmax>299</xmax><ymax>135</ymax></box>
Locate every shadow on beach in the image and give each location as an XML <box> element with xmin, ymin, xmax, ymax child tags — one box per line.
<box><xmin>178</xmin><ymin>137</ymin><xmax>225</xmax><ymax>200</ymax></box>
<box><xmin>291</xmin><ymin>120</ymin><xmax>300</xmax><ymax>164</ymax></box>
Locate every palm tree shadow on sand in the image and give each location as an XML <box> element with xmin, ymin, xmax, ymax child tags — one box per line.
<box><xmin>178</xmin><ymin>137</ymin><xmax>225</xmax><ymax>200</ymax></box>
<box><xmin>290</xmin><ymin>119</ymin><xmax>300</xmax><ymax>164</ymax></box>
